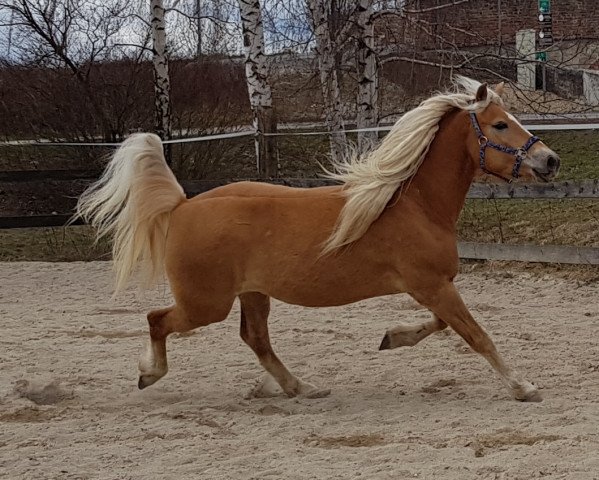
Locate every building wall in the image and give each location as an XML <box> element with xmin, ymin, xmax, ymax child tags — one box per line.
<box><xmin>386</xmin><ymin>0</ymin><xmax>599</xmax><ymax>49</ymax></box>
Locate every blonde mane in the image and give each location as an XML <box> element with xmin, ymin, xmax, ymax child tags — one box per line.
<box><xmin>322</xmin><ymin>77</ymin><xmax>503</xmax><ymax>254</ymax></box>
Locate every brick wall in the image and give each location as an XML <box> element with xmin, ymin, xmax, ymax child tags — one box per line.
<box><xmin>380</xmin><ymin>0</ymin><xmax>599</xmax><ymax>49</ymax></box>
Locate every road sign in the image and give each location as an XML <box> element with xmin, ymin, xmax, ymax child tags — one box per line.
<box><xmin>539</xmin><ymin>33</ymin><xmax>553</xmax><ymax>47</ymax></box>
<box><xmin>536</xmin><ymin>51</ymin><xmax>547</xmax><ymax>62</ymax></box>
<box><xmin>538</xmin><ymin>4</ymin><xmax>553</xmax><ymax>47</ymax></box>
<box><xmin>539</xmin><ymin>0</ymin><xmax>551</xmax><ymax>13</ymax></box>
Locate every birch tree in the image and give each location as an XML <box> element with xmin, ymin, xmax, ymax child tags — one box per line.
<box><xmin>238</xmin><ymin>0</ymin><xmax>277</xmax><ymax>177</ymax></box>
<box><xmin>355</xmin><ymin>0</ymin><xmax>378</xmax><ymax>154</ymax></box>
<box><xmin>308</xmin><ymin>0</ymin><xmax>347</xmax><ymax>164</ymax></box>
<box><xmin>167</xmin><ymin>0</ymin><xmax>240</xmax><ymax>57</ymax></box>
<box><xmin>150</xmin><ymin>0</ymin><xmax>171</xmax><ymax>158</ymax></box>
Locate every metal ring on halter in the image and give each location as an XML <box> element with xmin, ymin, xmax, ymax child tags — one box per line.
<box><xmin>478</xmin><ymin>136</ymin><xmax>488</xmax><ymax>146</ymax></box>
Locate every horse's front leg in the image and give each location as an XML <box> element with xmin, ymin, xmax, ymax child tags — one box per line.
<box><xmin>412</xmin><ymin>282</ymin><xmax>541</xmax><ymax>402</ymax></box>
<box><xmin>379</xmin><ymin>314</ymin><xmax>447</xmax><ymax>350</ymax></box>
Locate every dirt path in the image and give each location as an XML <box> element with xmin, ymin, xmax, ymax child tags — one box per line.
<box><xmin>1</xmin><ymin>262</ymin><xmax>598</xmax><ymax>479</ymax></box>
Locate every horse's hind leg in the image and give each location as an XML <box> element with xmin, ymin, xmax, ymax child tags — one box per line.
<box><xmin>138</xmin><ymin>306</ymin><xmax>176</xmax><ymax>389</ymax></box>
<box><xmin>138</xmin><ymin>299</ymin><xmax>233</xmax><ymax>389</ymax></box>
<box><xmin>379</xmin><ymin>314</ymin><xmax>447</xmax><ymax>350</ymax></box>
<box><xmin>239</xmin><ymin>292</ymin><xmax>330</xmax><ymax>399</ymax></box>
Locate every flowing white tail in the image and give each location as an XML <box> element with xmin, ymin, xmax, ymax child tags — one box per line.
<box><xmin>77</xmin><ymin>133</ymin><xmax>185</xmax><ymax>292</ymax></box>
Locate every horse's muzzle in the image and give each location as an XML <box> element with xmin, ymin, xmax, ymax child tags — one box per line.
<box><xmin>531</xmin><ymin>152</ymin><xmax>561</xmax><ymax>182</ymax></box>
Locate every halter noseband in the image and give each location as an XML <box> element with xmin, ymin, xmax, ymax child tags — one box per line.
<box><xmin>469</xmin><ymin>112</ymin><xmax>540</xmax><ymax>183</ymax></box>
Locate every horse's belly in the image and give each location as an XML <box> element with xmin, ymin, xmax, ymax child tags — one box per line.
<box><xmin>246</xmin><ymin>258</ymin><xmax>405</xmax><ymax>307</ymax></box>
<box><xmin>267</xmin><ymin>284</ymin><xmax>403</xmax><ymax>308</ymax></box>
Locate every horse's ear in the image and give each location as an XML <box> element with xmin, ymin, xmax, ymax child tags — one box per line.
<box><xmin>494</xmin><ymin>82</ymin><xmax>505</xmax><ymax>96</ymax></box>
<box><xmin>475</xmin><ymin>83</ymin><xmax>488</xmax><ymax>102</ymax></box>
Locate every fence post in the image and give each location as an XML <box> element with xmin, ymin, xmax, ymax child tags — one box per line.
<box><xmin>516</xmin><ymin>29</ymin><xmax>536</xmax><ymax>91</ymax></box>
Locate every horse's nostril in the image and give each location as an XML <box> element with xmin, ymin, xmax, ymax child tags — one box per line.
<box><xmin>547</xmin><ymin>155</ymin><xmax>560</xmax><ymax>171</ymax></box>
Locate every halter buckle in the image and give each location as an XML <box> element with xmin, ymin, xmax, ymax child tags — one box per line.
<box><xmin>478</xmin><ymin>136</ymin><xmax>488</xmax><ymax>146</ymax></box>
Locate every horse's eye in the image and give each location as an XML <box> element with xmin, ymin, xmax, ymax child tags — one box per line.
<box><xmin>493</xmin><ymin>122</ymin><xmax>508</xmax><ymax>130</ymax></box>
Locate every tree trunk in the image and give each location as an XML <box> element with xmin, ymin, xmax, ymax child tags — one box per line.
<box><xmin>308</xmin><ymin>0</ymin><xmax>347</xmax><ymax>164</ymax></box>
<box><xmin>239</xmin><ymin>0</ymin><xmax>278</xmax><ymax>178</ymax></box>
<box><xmin>356</xmin><ymin>0</ymin><xmax>379</xmax><ymax>155</ymax></box>
<box><xmin>150</xmin><ymin>0</ymin><xmax>172</xmax><ymax>163</ymax></box>
<box><xmin>195</xmin><ymin>0</ymin><xmax>202</xmax><ymax>57</ymax></box>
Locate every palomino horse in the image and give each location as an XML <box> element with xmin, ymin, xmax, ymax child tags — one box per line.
<box><xmin>78</xmin><ymin>78</ymin><xmax>560</xmax><ymax>402</ymax></box>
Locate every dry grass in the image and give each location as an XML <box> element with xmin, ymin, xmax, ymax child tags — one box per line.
<box><xmin>458</xmin><ymin>199</ymin><xmax>599</xmax><ymax>247</ymax></box>
<box><xmin>0</xmin><ymin>226</ymin><xmax>110</xmax><ymax>262</ymax></box>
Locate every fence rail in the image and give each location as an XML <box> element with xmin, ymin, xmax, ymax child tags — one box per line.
<box><xmin>458</xmin><ymin>242</ymin><xmax>599</xmax><ymax>265</ymax></box>
<box><xmin>0</xmin><ymin>169</ymin><xmax>99</xmax><ymax>182</ymax></box>
<box><xmin>1</xmin><ymin>177</ymin><xmax>598</xmax><ymax>266</ymax></box>
<box><xmin>1</xmin><ymin>178</ymin><xmax>599</xmax><ymax>231</ymax></box>
<box><xmin>2</xmin><ymin>116</ymin><xmax>599</xmax><ymax>147</ymax></box>
<box><xmin>2</xmin><ymin>117</ymin><xmax>597</xmax><ymax>264</ymax></box>
<box><xmin>3</xmin><ymin>175</ymin><xmax>599</xmax><ymax>197</ymax></box>
<box><xmin>467</xmin><ymin>179</ymin><xmax>599</xmax><ymax>199</ymax></box>
<box><xmin>182</xmin><ymin>178</ymin><xmax>599</xmax><ymax>198</ymax></box>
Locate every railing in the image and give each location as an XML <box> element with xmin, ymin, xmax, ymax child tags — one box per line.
<box><xmin>1</xmin><ymin>177</ymin><xmax>598</xmax><ymax>265</ymax></box>
<box><xmin>1</xmin><ymin>120</ymin><xmax>598</xmax><ymax>264</ymax></box>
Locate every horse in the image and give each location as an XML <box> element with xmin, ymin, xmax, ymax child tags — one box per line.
<box><xmin>77</xmin><ymin>78</ymin><xmax>560</xmax><ymax>402</ymax></box>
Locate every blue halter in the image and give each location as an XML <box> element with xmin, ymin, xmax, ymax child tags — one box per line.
<box><xmin>469</xmin><ymin>113</ymin><xmax>540</xmax><ymax>183</ymax></box>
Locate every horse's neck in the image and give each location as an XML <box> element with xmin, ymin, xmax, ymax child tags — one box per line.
<box><xmin>402</xmin><ymin>110</ymin><xmax>476</xmax><ymax>228</ymax></box>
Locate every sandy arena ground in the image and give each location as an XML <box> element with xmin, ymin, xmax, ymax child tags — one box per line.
<box><xmin>1</xmin><ymin>261</ymin><xmax>598</xmax><ymax>480</ymax></box>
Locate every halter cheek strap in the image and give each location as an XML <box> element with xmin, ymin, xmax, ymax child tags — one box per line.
<box><xmin>469</xmin><ymin>113</ymin><xmax>540</xmax><ymax>183</ymax></box>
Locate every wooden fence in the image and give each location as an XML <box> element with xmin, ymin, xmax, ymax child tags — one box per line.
<box><xmin>1</xmin><ymin>176</ymin><xmax>598</xmax><ymax>265</ymax></box>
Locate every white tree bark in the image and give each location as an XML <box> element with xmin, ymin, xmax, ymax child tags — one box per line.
<box><xmin>239</xmin><ymin>0</ymin><xmax>278</xmax><ymax>177</ymax></box>
<box><xmin>356</xmin><ymin>0</ymin><xmax>379</xmax><ymax>155</ymax></box>
<box><xmin>308</xmin><ymin>0</ymin><xmax>347</xmax><ymax>164</ymax></box>
<box><xmin>150</xmin><ymin>0</ymin><xmax>172</xmax><ymax>149</ymax></box>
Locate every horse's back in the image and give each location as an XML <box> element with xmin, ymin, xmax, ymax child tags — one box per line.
<box><xmin>189</xmin><ymin>181</ymin><xmax>342</xmax><ymax>202</ymax></box>
<box><xmin>169</xmin><ymin>182</ymin><xmax>343</xmax><ymax>256</ymax></box>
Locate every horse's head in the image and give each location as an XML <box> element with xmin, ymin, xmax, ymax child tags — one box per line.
<box><xmin>466</xmin><ymin>83</ymin><xmax>560</xmax><ymax>183</ymax></box>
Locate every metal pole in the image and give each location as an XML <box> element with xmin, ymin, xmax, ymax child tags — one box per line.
<box><xmin>497</xmin><ymin>0</ymin><xmax>502</xmax><ymax>53</ymax></box>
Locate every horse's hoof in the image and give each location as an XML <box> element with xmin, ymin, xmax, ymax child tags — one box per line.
<box><xmin>296</xmin><ymin>380</ymin><xmax>331</xmax><ymax>399</ymax></box>
<box><xmin>514</xmin><ymin>383</ymin><xmax>542</xmax><ymax>402</ymax></box>
<box><xmin>379</xmin><ymin>333</ymin><xmax>391</xmax><ymax>350</ymax></box>
<box><xmin>301</xmin><ymin>387</ymin><xmax>331</xmax><ymax>399</ymax></box>
<box><xmin>245</xmin><ymin>375</ymin><xmax>282</xmax><ymax>399</ymax></box>
<box><xmin>138</xmin><ymin>375</ymin><xmax>160</xmax><ymax>390</ymax></box>
<box><xmin>516</xmin><ymin>390</ymin><xmax>543</xmax><ymax>402</ymax></box>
